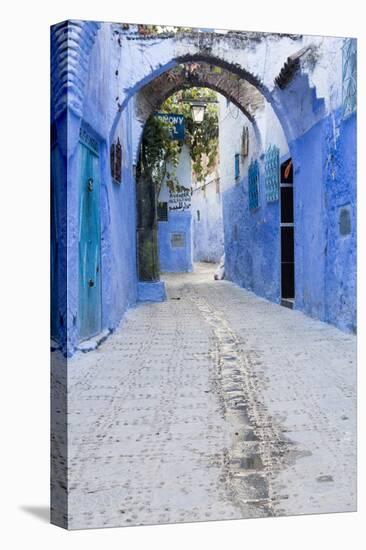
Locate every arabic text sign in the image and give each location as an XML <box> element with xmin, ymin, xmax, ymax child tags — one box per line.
<box><xmin>155</xmin><ymin>112</ymin><xmax>185</xmax><ymax>141</ymax></box>
<box><xmin>169</xmin><ymin>188</ymin><xmax>191</xmax><ymax>211</ymax></box>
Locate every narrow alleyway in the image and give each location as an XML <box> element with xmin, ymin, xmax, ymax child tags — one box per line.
<box><xmin>67</xmin><ymin>264</ymin><xmax>356</xmax><ymax>529</ymax></box>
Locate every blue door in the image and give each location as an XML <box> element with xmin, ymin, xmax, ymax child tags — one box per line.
<box><xmin>78</xmin><ymin>136</ymin><xmax>102</xmax><ymax>341</ymax></box>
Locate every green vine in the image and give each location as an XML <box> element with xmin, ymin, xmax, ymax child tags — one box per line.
<box><xmin>140</xmin><ymin>88</ymin><xmax>219</xmax><ymax>193</ymax></box>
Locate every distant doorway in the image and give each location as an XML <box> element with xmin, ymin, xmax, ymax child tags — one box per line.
<box><xmin>280</xmin><ymin>158</ymin><xmax>295</xmax><ymax>308</ymax></box>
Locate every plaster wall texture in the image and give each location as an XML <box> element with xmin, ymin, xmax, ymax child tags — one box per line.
<box><xmin>158</xmin><ymin>145</ymin><xmax>193</xmax><ymax>272</ymax></box>
<box><xmin>218</xmin><ymin>83</ymin><xmax>356</xmax><ymax>331</ymax></box>
<box><xmin>137</xmin><ymin>280</ymin><xmax>167</xmax><ymax>301</ymax></box>
<box><xmin>111</xmin><ymin>28</ymin><xmax>346</xmax><ymax>153</ymax></box>
<box><xmin>191</xmin><ymin>171</ymin><xmax>224</xmax><ymax>264</ymax></box>
<box><xmin>289</xmin><ymin>106</ymin><xmax>356</xmax><ymax>331</ymax></box>
<box><xmin>191</xmin><ymin>94</ymin><xmax>287</xmax><ymax>267</ymax></box>
<box><xmin>218</xmin><ymin>97</ymin><xmax>285</xmax><ymax>303</ymax></box>
<box><xmin>323</xmin><ymin>110</ymin><xmax>356</xmax><ymax>332</ymax></box>
<box><xmin>51</xmin><ymin>23</ymin><xmax>141</xmax><ymax>354</ymax></box>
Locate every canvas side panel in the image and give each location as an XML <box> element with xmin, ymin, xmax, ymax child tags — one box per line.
<box><xmin>50</xmin><ymin>21</ymin><xmax>70</xmax><ymax>529</ymax></box>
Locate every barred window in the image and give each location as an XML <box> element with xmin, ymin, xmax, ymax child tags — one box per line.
<box><xmin>264</xmin><ymin>145</ymin><xmax>280</xmax><ymax>202</ymax></box>
<box><xmin>157</xmin><ymin>202</ymin><xmax>168</xmax><ymax>222</ymax></box>
<box><xmin>248</xmin><ymin>159</ymin><xmax>260</xmax><ymax>211</ymax></box>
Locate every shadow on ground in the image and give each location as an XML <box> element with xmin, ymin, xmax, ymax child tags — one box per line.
<box><xmin>20</xmin><ymin>506</ymin><xmax>49</xmax><ymax>523</ymax></box>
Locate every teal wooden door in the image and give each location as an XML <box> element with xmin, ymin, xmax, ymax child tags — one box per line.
<box><xmin>78</xmin><ymin>139</ymin><xmax>102</xmax><ymax>341</ymax></box>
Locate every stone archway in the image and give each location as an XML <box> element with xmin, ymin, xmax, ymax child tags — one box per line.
<box><xmin>134</xmin><ymin>61</ymin><xmax>265</xmax><ymax>157</ymax></box>
<box><xmin>117</xmin><ymin>40</ymin><xmax>327</xmax><ymax>295</ymax></box>
<box><xmin>135</xmin><ymin>67</ymin><xmax>266</xmax><ymax>286</ymax></box>
<box><xmin>51</xmin><ymin>24</ymin><xmax>326</xmax><ymax>175</ymax></box>
<box><xmin>133</xmin><ymin>62</ymin><xmax>268</xmax><ymax>285</ymax></box>
<box><xmin>131</xmin><ymin>58</ymin><xmax>289</xmax><ymax>286</ymax></box>
<box><xmin>108</xmin><ymin>30</ymin><xmax>326</xmax><ymax>155</ymax></box>
<box><xmin>58</xmin><ymin>24</ymin><xmax>326</xmax><ymax>307</ymax></box>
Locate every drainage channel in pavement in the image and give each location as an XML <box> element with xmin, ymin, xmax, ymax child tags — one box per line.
<box><xmin>180</xmin><ymin>281</ymin><xmax>309</xmax><ymax>517</ymax></box>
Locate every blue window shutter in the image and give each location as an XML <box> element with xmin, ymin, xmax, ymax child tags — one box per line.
<box><xmin>248</xmin><ymin>159</ymin><xmax>260</xmax><ymax>210</ymax></box>
<box><xmin>235</xmin><ymin>154</ymin><xmax>240</xmax><ymax>179</ymax></box>
<box><xmin>264</xmin><ymin>145</ymin><xmax>280</xmax><ymax>202</ymax></box>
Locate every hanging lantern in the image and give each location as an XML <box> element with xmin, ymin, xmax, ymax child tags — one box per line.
<box><xmin>191</xmin><ymin>101</ymin><xmax>206</xmax><ymax>123</ymax></box>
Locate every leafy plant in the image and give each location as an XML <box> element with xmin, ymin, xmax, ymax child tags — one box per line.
<box><xmin>140</xmin><ymin>88</ymin><xmax>219</xmax><ymax>194</ymax></box>
<box><xmin>137</xmin><ymin>24</ymin><xmax>194</xmax><ymax>36</ymax></box>
<box><xmin>138</xmin><ymin>114</ymin><xmax>181</xmax><ymax>196</ymax></box>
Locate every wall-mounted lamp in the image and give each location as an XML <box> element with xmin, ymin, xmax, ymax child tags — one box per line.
<box><xmin>179</xmin><ymin>97</ymin><xmax>218</xmax><ymax>124</ymax></box>
<box><xmin>190</xmin><ymin>101</ymin><xmax>207</xmax><ymax>123</ymax></box>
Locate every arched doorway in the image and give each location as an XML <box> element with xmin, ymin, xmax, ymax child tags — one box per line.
<box><xmin>130</xmin><ymin>60</ymin><xmax>293</xmax><ymax>304</ymax></box>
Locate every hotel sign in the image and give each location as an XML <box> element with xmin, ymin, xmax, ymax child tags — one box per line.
<box><xmin>155</xmin><ymin>112</ymin><xmax>185</xmax><ymax>141</ymax></box>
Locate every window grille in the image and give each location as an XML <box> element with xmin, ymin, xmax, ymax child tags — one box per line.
<box><xmin>80</xmin><ymin>126</ymin><xmax>99</xmax><ymax>155</ymax></box>
<box><xmin>157</xmin><ymin>202</ymin><xmax>168</xmax><ymax>222</ymax></box>
<box><xmin>342</xmin><ymin>38</ymin><xmax>357</xmax><ymax>118</ymax></box>
<box><xmin>248</xmin><ymin>159</ymin><xmax>260</xmax><ymax>210</ymax></box>
<box><xmin>264</xmin><ymin>145</ymin><xmax>280</xmax><ymax>202</ymax></box>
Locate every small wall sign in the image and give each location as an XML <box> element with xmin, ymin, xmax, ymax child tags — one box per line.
<box><xmin>168</xmin><ymin>187</ymin><xmax>191</xmax><ymax>211</ymax></box>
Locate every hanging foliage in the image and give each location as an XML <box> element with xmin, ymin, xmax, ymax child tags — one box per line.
<box><xmin>138</xmin><ymin>114</ymin><xmax>182</xmax><ymax>196</ymax></box>
<box><xmin>140</xmin><ymin>88</ymin><xmax>219</xmax><ymax>193</ymax></box>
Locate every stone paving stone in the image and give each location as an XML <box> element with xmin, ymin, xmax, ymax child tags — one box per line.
<box><xmin>66</xmin><ymin>263</ymin><xmax>356</xmax><ymax>529</ymax></box>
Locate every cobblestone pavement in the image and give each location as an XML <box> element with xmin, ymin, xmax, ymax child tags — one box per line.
<box><xmin>67</xmin><ymin>263</ymin><xmax>356</xmax><ymax>529</ymax></box>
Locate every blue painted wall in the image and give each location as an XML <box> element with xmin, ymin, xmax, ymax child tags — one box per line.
<box><xmin>51</xmin><ymin>23</ymin><xmax>357</xmax><ymax>357</ymax></box>
<box><xmin>51</xmin><ymin>127</ymin><xmax>67</xmax><ymax>348</ymax></box>
<box><xmin>192</xmin><ymin>181</ymin><xmax>225</xmax><ymax>264</ymax></box>
<box><xmin>291</xmin><ymin>117</ymin><xmax>327</xmax><ymax>322</ymax></box>
<box><xmin>222</xmin><ymin>109</ymin><xmax>357</xmax><ymax>332</ymax></box>
<box><xmin>99</xmin><ymin>102</ymin><xmax>138</xmax><ymax>332</ymax></box>
<box><xmin>158</xmin><ymin>211</ymin><xmax>193</xmax><ymax>272</ymax></box>
<box><xmin>222</xmin><ymin>170</ymin><xmax>281</xmax><ymax>303</ymax></box>
<box><xmin>291</xmin><ymin>108</ymin><xmax>356</xmax><ymax>331</ymax></box>
<box><xmin>51</xmin><ymin>100</ymin><xmax>138</xmax><ymax>355</ymax></box>
<box><xmin>324</xmin><ymin>110</ymin><xmax>357</xmax><ymax>332</ymax></box>
<box><xmin>79</xmin><ymin>27</ymin><xmax>139</xmax><ymax>341</ymax></box>
<box><xmin>157</xmin><ymin>146</ymin><xmax>193</xmax><ymax>273</ymax></box>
